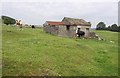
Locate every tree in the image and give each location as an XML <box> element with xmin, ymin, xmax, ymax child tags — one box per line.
<box><xmin>96</xmin><ymin>22</ymin><xmax>106</xmax><ymax>30</ymax></box>
<box><xmin>110</xmin><ymin>24</ymin><xmax>118</xmax><ymax>32</ymax></box>
<box><xmin>107</xmin><ymin>26</ymin><xmax>111</xmax><ymax>31</ymax></box>
<box><xmin>118</xmin><ymin>26</ymin><xmax>120</xmax><ymax>32</ymax></box>
<box><xmin>1</xmin><ymin>15</ymin><xmax>16</xmax><ymax>25</ymax></box>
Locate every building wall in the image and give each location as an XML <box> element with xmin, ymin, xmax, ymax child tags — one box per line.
<box><xmin>43</xmin><ymin>25</ymin><xmax>91</xmax><ymax>38</ymax></box>
<box><xmin>43</xmin><ymin>25</ymin><xmax>77</xmax><ymax>38</ymax></box>
<box><xmin>43</xmin><ymin>25</ymin><xmax>59</xmax><ymax>35</ymax></box>
<box><xmin>58</xmin><ymin>26</ymin><xmax>77</xmax><ymax>38</ymax></box>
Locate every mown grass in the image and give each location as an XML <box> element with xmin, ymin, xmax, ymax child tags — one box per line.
<box><xmin>2</xmin><ymin>25</ymin><xmax>118</xmax><ymax>76</ymax></box>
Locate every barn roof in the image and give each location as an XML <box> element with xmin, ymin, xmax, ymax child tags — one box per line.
<box><xmin>46</xmin><ymin>21</ymin><xmax>65</xmax><ymax>26</ymax></box>
<box><xmin>62</xmin><ymin>17</ymin><xmax>91</xmax><ymax>26</ymax></box>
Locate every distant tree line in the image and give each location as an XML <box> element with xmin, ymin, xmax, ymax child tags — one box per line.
<box><xmin>1</xmin><ymin>15</ymin><xmax>16</xmax><ymax>25</ymax></box>
<box><xmin>96</xmin><ymin>22</ymin><xmax>120</xmax><ymax>32</ymax></box>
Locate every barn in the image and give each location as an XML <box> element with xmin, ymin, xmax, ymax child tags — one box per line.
<box><xmin>43</xmin><ymin>17</ymin><xmax>91</xmax><ymax>38</ymax></box>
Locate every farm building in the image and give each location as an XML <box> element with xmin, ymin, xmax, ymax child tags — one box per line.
<box><xmin>43</xmin><ymin>17</ymin><xmax>91</xmax><ymax>38</ymax></box>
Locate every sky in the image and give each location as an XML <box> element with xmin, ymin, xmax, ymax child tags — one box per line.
<box><xmin>1</xmin><ymin>0</ymin><xmax>119</xmax><ymax>28</ymax></box>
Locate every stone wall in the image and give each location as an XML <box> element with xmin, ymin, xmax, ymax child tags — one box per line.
<box><xmin>43</xmin><ymin>25</ymin><xmax>77</xmax><ymax>38</ymax></box>
<box><xmin>58</xmin><ymin>26</ymin><xmax>77</xmax><ymax>38</ymax></box>
<box><xmin>43</xmin><ymin>25</ymin><xmax>59</xmax><ymax>35</ymax></box>
<box><xmin>43</xmin><ymin>25</ymin><xmax>91</xmax><ymax>38</ymax></box>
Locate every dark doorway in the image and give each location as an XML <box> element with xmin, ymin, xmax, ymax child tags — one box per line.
<box><xmin>86</xmin><ymin>28</ymin><xmax>89</xmax><ymax>30</ymax></box>
<box><xmin>66</xmin><ymin>25</ymin><xmax>70</xmax><ymax>30</ymax></box>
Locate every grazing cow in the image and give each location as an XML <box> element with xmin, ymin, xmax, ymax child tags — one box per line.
<box><xmin>32</xmin><ymin>25</ymin><xmax>35</xmax><ymax>28</ymax></box>
<box><xmin>16</xmin><ymin>20</ymin><xmax>23</xmax><ymax>30</ymax></box>
<box><xmin>77</xmin><ymin>28</ymin><xmax>85</xmax><ymax>38</ymax></box>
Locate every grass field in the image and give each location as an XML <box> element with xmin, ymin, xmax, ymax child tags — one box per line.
<box><xmin>2</xmin><ymin>25</ymin><xmax>118</xmax><ymax>76</ymax></box>
<box><xmin>0</xmin><ymin>20</ymin><xmax>2</xmax><ymax>77</ymax></box>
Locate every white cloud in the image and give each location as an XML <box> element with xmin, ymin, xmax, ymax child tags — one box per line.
<box><xmin>1</xmin><ymin>0</ymin><xmax>119</xmax><ymax>2</ymax></box>
<box><xmin>1</xmin><ymin>1</ymin><xmax>118</xmax><ymax>28</ymax></box>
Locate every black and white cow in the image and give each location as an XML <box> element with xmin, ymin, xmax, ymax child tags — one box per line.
<box><xmin>76</xmin><ymin>28</ymin><xmax>85</xmax><ymax>38</ymax></box>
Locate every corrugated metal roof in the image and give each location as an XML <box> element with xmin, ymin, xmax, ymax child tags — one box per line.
<box><xmin>47</xmin><ymin>21</ymin><xmax>65</xmax><ymax>26</ymax></box>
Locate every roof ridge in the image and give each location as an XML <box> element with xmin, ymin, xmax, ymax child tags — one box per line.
<box><xmin>64</xmin><ymin>17</ymin><xmax>84</xmax><ymax>21</ymax></box>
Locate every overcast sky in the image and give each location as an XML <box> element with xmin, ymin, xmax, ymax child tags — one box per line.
<box><xmin>1</xmin><ymin>0</ymin><xmax>119</xmax><ymax>28</ymax></box>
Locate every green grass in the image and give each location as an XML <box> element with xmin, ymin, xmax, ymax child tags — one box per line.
<box><xmin>2</xmin><ymin>25</ymin><xmax>118</xmax><ymax>76</ymax></box>
<box><xmin>0</xmin><ymin>19</ymin><xmax>2</xmax><ymax>77</ymax></box>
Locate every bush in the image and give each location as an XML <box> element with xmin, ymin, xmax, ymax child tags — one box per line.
<box><xmin>1</xmin><ymin>15</ymin><xmax>16</xmax><ymax>25</ymax></box>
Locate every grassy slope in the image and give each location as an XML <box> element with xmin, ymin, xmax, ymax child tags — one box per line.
<box><xmin>2</xmin><ymin>26</ymin><xmax>118</xmax><ymax>76</ymax></box>
<box><xmin>0</xmin><ymin>19</ymin><xmax>2</xmax><ymax>77</ymax></box>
